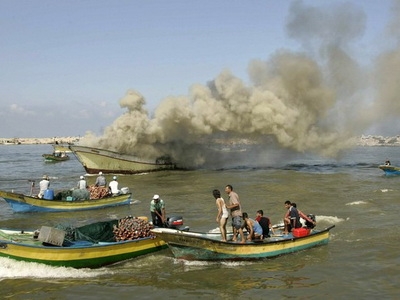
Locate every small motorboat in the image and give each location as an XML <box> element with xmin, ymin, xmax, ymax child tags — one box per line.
<box><xmin>0</xmin><ymin>215</ymin><xmax>188</xmax><ymax>268</ymax></box>
<box><xmin>378</xmin><ymin>164</ymin><xmax>400</xmax><ymax>175</ymax></box>
<box><xmin>42</xmin><ymin>151</ymin><xmax>70</xmax><ymax>162</ymax></box>
<box><xmin>0</xmin><ymin>189</ymin><xmax>132</xmax><ymax>213</ymax></box>
<box><xmin>151</xmin><ymin>225</ymin><xmax>335</xmax><ymax>261</ymax></box>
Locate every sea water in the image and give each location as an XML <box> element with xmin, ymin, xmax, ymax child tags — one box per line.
<box><xmin>0</xmin><ymin>144</ymin><xmax>399</xmax><ymax>299</ymax></box>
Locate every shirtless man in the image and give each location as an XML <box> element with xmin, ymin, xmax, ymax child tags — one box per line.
<box><xmin>242</xmin><ymin>212</ymin><xmax>263</xmax><ymax>241</ymax></box>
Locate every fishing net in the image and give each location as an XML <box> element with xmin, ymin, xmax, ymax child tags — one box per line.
<box><xmin>55</xmin><ymin>216</ymin><xmax>153</xmax><ymax>244</ymax></box>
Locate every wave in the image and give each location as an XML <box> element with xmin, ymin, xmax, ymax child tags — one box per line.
<box><xmin>0</xmin><ymin>257</ymin><xmax>111</xmax><ymax>280</ymax></box>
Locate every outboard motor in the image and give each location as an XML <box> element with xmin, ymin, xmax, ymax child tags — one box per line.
<box><xmin>305</xmin><ymin>214</ymin><xmax>316</xmax><ymax>229</ymax></box>
<box><xmin>165</xmin><ymin>215</ymin><xmax>189</xmax><ymax>231</ymax></box>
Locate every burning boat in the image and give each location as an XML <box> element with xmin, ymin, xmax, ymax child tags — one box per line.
<box><xmin>69</xmin><ymin>145</ymin><xmax>176</xmax><ymax>175</ymax></box>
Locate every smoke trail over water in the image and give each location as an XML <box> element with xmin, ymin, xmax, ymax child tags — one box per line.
<box><xmin>82</xmin><ymin>1</ymin><xmax>399</xmax><ymax>169</ymax></box>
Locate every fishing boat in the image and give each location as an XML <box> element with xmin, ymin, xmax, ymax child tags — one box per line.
<box><xmin>0</xmin><ymin>189</ymin><xmax>132</xmax><ymax>213</ymax></box>
<box><xmin>69</xmin><ymin>145</ymin><xmax>176</xmax><ymax>175</ymax></box>
<box><xmin>151</xmin><ymin>225</ymin><xmax>335</xmax><ymax>261</ymax></box>
<box><xmin>42</xmin><ymin>152</ymin><xmax>70</xmax><ymax>162</ymax></box>
<box><xmin>0</xmin><ymin>218</ymin><xmax>167</xmax><ymax>268</ymax></box>
<box><xmin>378</xmin><ymin>164</ymin><xmax>400</xmax><ymax>175</ymax></box>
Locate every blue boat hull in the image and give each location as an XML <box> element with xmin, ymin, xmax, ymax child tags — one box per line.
<box><xmin>379</xmin><ymin>165</ymin><xmax>400</xmax><ymax>175</ymax></box>
<box><xmin>0</xmin><ymin>190</ymin><xmax>132</xmax><ymax>213</ymax></box>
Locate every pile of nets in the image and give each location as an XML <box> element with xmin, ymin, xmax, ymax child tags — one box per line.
<box><xmin>71</xmin><ymin>188</ymin><xmax>90</xmax><ymax>200</ymax></box>
<box><xmin>88</xmin><ymin>185</ymin><xmax>110</xmax><ymax>199</ymax></box>
<box><xmin>56</xmin><ymin>216</ymin><xmax>153</xmax><ymax>244</ymax></box>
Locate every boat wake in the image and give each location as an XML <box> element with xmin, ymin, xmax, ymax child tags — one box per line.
<box><xmin>316</xmin><ymin>215</ymin><xmax>346</xmax><ymax>224</ymax></box>
<box><xmin>172</xmin><ymin>257</ymin><xmax>254</xmax><ymax>269</ymax></box>
<box><xmin>346</xmin><ymin>200</ymin><xmax>368</xmax><ymax>206</ymax></box>
<box><xmin>0</xmin><ymin>257</ymin><xmax>112</xmax><ymax>279</ymax></box>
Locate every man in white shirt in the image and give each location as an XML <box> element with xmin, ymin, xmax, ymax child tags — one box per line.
<box><xmin>38</xmin><ymin>175</ymin><xmax>50</xmax><ymax>198</ymax></box>
<box><xmin>77</xmin><ymin>175</ymin><xmax>87</xmax><ymax>190</ymax></box>
<box><xmin>109</xmin><ymin>176</ymin><xmax>120</xmax><ymax>195</ymax></box>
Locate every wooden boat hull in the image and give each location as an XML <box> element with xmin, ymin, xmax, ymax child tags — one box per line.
<box><xmin>0</xmin><ymin>229</ymin><xmax>166</xmax><ymax>268</ymax></box>
<box><xmin>378</xmin><ymin>165</ymin><xmax>400</xmax><ymax>175</ymax></box>
<box><xmin>69</xmin><ymin>145</ymin><xmax>175</xmax><ymax>174</ymax></box>
<box><xmin>0</xmin><ymin>190</ymin><xmax>132</xmax><ymax>213</ymax></box>
<box><xmin>151</xmin><ymin>226</ymin><xmax>335</xmax><ymax>261</ymax></box>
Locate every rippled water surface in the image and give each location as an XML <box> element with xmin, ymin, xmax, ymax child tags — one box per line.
<box><xmin>0</xmin><ymin>144</ymin><xmax>399</xmax><ymax>299</ymax></box>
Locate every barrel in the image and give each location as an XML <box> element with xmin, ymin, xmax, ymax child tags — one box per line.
<box><xmin>43</xmin><ymin>189</ymin><xmax>54</xmax><ymax>200</ymax></box>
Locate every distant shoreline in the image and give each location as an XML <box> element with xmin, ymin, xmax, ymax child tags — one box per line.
<box><xmin>0</xmin><ymin>136</ymin><xmax>81</xmax><ymax>145</ymax></box>
<box><xmin>1</xmin><ymin>135</ymin><xmax>399</xmax><ymax>147</ymax></box>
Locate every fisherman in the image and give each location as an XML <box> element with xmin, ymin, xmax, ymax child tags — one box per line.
<box><xmin>242</xmin><ymin>212</ymin><xmax>263</xmax><ymax>241</ymax></box>
<box><xmin>95</xmin><ymin>171</ymin><xmax>107</xmax><ymax>187</ymax></box>
<box><xmin>283</xmin><ymin>200</ymin><xmax>301</xmax><ymax>234</ymax></box>
<box><xmin>291</xmin><ymin>203</ymin><xmax>316</xmax><ymax>229</ymax></box>
<box><xmin>150</xmin><ymin>194</ymin><xmax>166</xmax><ymax>227</ymax></box>
<box><xmin>108</xmin><ymin>176</ymin><xmax>120</xmax><ymax>195</ymax></box>
<box><xmin>225</xmin><ymin>184</ymin><xmax>245</xmax><ymax>243</ymax></box>
<box><xmin>77</xmin><ymin>175</ymin><xmax>87</xmax><ymax>190</ymax></box>
<box><xmin>38</xmin><ymin>175</ymin><xmax>50</xmax><ymax>198</ymax></box>
<box><xmin>255</xmin><ymin>209</ymin><xmax>274</xmax><ymax>238</ymax></box>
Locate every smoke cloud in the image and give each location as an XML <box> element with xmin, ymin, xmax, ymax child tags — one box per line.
<box><xmin>82</xmin><ymin>1</ymin><xmax>399</xmax><ymax>169</ymax></box>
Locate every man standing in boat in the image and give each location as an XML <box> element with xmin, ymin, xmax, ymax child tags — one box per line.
<box><xmin>150</xmin><ymin>194</ymin><xmax>166</xmax><ymax>227</ymax></box>
<box><xmin>225</xmin><ymin>184</ymin><xmax>245</xmax><ymax>243</ymax></box>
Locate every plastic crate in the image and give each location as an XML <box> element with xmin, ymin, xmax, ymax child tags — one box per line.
<box><xmin>38</xmin><ymin>226</ymin><xmax>65</xmax><ymax>246</ymax></box>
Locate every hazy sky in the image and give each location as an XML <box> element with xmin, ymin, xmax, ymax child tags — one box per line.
<box><xmin>0</xmin><ymin>0</ymin><xmax>396</xmax><ymax>139</ymax></box>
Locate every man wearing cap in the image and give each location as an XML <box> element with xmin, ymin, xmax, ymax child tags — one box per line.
<box><xmin>95</xmin><ymin>171</ymin><xmax>107</xmax><ymax>187</ymax></box>
<box><xmin>77</xmin><ymin>175</ymin><xmax>87</xmax><ymax>190</ymax></box>
<box><xmin>38</xmin><ymin>175</ymin><xmax>50</xmax><ymax>198</ymax></box>
<box><xmin>108</xmin><ymin>176</ymin><xmax>120</xmax><ymax>195</ymax></box>
<box><xmin>150</xmin><ymin>194</ymin><xmax>166</xmax><ymax>227</ymax></box>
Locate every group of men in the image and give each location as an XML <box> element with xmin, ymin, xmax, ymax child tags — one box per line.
<box><xmin>215</xmin><ymin>184</ymin><xmax>271</xmax><ymax>243</ymax></box>
<box><xmin>37</xmin><ymin>172</ymin><xmax>121</xmax><ymax>199</ymax></box>
<box><xmin>69</xmin><ymin>178</ymin><xmax>315</xmax><ymax>239</ymax></box>
<box><xmin>214</xmin><ymin>184</ymin><xmax>317</xmax><ymax>243</ymax></box>
<box><xmin>78</xmin><ymin>172</ymin><xmax>120</xmax><ymax>195</ymax></box>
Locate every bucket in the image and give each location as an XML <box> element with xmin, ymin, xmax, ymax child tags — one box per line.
<box><xmin>43</xmin><ymin>189</ymin><xmax>54</xmax><ymax>200</ymax></box>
